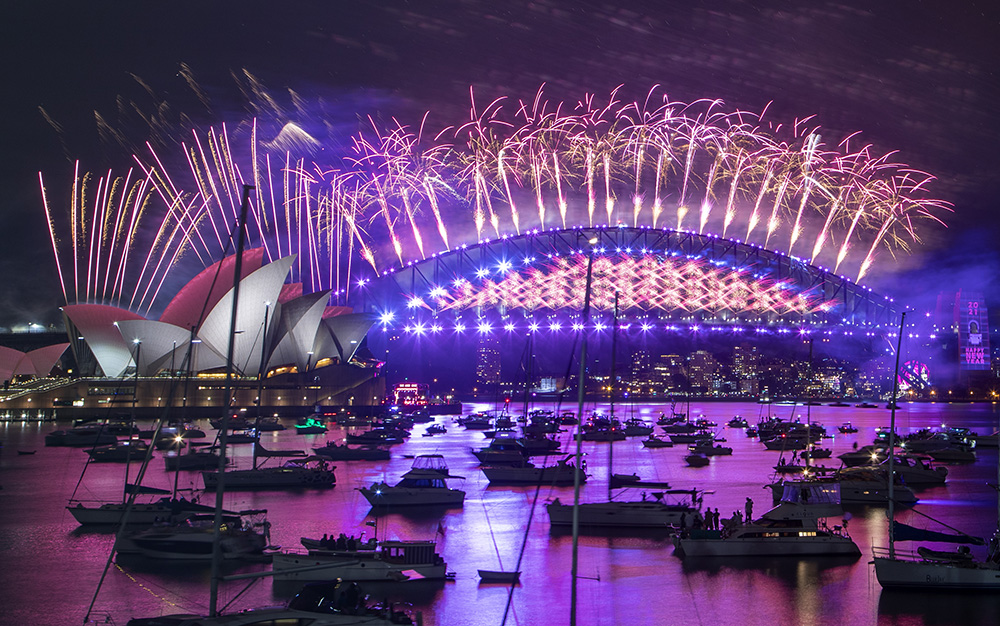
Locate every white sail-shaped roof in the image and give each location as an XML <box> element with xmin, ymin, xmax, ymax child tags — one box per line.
<box><xmin>115</xmin><ymin>320</ymin><xmax>195</xmax><ymax>376</ymax></box>
<box><xmin>0</xmin><ymin>346</ymin><xmax>23</xmax><ymax>382</ymax></box>
<box><xmin>268</xmin><ymin>290</ymin><xmax>332</xmax><ymax>372</ymax></box>
<box><xmin>63</xmin><ymin>304</ymin><xmax>147</xmax><ymax>377</ymax></box>
<box><xmin>23</xmin><ymin>343</ymin><xmax>69</xmax><ymax>377</ymax></box>
<box><xmin>322</xmin><ymin>313</ymin><xmax>378</xmax><ymax>364</ymax></box>
<box><xmin>196</xmin><ymin>255</ymin><xmax>295</xmax><ymax>375</ymax></box>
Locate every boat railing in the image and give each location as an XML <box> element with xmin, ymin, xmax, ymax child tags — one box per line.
<box><xmin>871</xmin><ymin>545</ymin><xmax>922</xmax><ymax>562</ymax></box>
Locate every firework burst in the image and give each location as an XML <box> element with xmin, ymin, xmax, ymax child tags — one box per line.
<box><xmin>40</xmin><ymin>85</ymin><xmax>950</xmax><ymax>315</ymax></box>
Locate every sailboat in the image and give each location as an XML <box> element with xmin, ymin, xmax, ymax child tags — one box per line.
<box><xmin>482</xmin><ymin>454</ymin><xmax>586</xmax><ymax>485</ymax></box>
<box><xmin>872</xmin><ymin>312</ymin><xmax>1000</xmax><ymax>589</ymax></box>
<box><xmin>546</xmin><ymin>291</ymin><xmax>701</xmax><ymax>529</ymax></box>
<box><xmin>68</xmin><ymin>347</ymin><xmax>217</xmax><ymax>527</ymax></box>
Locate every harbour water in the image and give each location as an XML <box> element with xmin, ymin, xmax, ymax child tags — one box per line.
<box><xmin>1</xmin><ymin>400</ymin><xmax>998</xmax><ymax>626</ymax></box>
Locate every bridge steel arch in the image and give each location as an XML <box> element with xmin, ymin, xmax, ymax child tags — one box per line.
<box><xmin>360</xmin><ymin>227</ymin><xmax>901</xmax><ymax>332</ymax></box>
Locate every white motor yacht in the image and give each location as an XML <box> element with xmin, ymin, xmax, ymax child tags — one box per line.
<box><xmin>768</xmin><ymin>467</ymin><xmax>918</xmax><ymax>506</ymax></box>
<box><xmin>472</xmin><ymin>430</ymin><xmax>529</xmax><ymax>465</ymax></box>
<box><xmin>358</xmin><ymin>454</ymin><xmax>465</xmax><ymax>507</ymax></box>
<box><xmin>675</xmin><ymin>483</ymin><xmax>861</xmax><ymax>557</ymax></box>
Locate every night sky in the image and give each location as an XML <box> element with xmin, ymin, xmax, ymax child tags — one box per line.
<box><xmin>3</xmin><ymin>1</ymin><xmax>998</xmax><ymax>329</ymax></box>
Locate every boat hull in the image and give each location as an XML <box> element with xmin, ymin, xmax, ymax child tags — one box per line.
<box><xmin>313</xmin><ymin>445</ymin><xmax>391</xmax><ymax>461</ymax></box>
<box><xmin>678</xmin><ymin>534</ymin><xmax>861</xmax><ymax>557</ymax></box>
<box><xmin>358</xmin><ymin>486</ymin><xmax>465</xmax><ymax>507</ymax></box>
<box><xmin>873</xmin><ymin>556</ymin><xmax>1000</xmax><ymax>589</ymax></box>
<box><xmin>202</xmin><ymin>468</ymin><xmax>335</xmax><ymax>490</ymax></box>
<box><xmin>478</xmin><ymin>569</ymin><xmax>521</xmax><ymax>583</ymax></box>
<box><xmin>271</xmin><ymin>552</ymin><xmax>447</xmax><ymax>581</ymax></box>
<box><xmin>131</xmin><ymin>530</ymin><xmax>265</xmax><ymax>560</ymax></box>
<box><xmin>546</xmin><ymin>499</ymin><xmax>691</xmax><ymax>528</ymax></box>
<box><xmin>768</xmin><ymin>480</ymin><xmax>917</xmax><ymax>505</ymax></box>
<box><xmin>68</xmin><ymin>502</ymin><xmax>192</xmax><ymax>526</ymax></box>
<box><xmin>482</xmin><ymin>464</ymin><xmax>584</xmax><ymax>485</ymax></box>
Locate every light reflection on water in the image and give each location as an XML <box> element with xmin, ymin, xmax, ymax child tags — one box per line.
<box><xmin>1</xmin><ymin>401</ymin><xmax>998</xmax><ymax>626</ymax></box>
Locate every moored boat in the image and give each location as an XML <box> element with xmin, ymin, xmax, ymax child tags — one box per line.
<box><xmin>272</xmin><ymin>539</ymin><xmax>448</xmax><ymax>581</ymax></box>
<box><xmin>642</xmin><ymin>434</ymin><xmax>673</xmax><ymax>448</ymax></box>
<box><xmin>202</xmin><ymin>457</ymin><xmax>335</xmax><ymax>490</ymax></box>
<box><xmin>358</xmin><ymin>454</ymin><xmax>465</xmax><ymax>508</ymax></box>
<box><xmin>86</xmin><ymin>439</ymin><xmax>153</xmax><ymax>462</ymax></box>
<box><xmin>313</xmin><ymin>441</ymin><xmax>391</xmax><ymax>461</ymax></box>
<box><xmin>45</xmin><ymin>424</ymin><xmax>118</xmax><ymax>447</ymax></box>
<box><xmin>482</xmin><ymin>455</ymin><xmax>585</xmax><ymax>485</ymax></box>
<box><xmin>124</xmin><ymin>510</ymin><xmax>269</xmax><ymax>560</ymax></box>
<box><xmin>478</xmin><ymin>569</ymin><xmax>521</xmax><ymax>583</ymax></box>
<box><xmin>768</xmin><ymin>467</ymin><xmax>918</xmax><ymax>506</ymax></box>
<box><xmin>164</xmin><ymin>447</ymin><xmax>225</xmax><ymax>471</ymax></box>
<box><xmin>684</xmin><ymin>453</ymin><xmax>710</xmax><ymax>467</ymax></box>
<box><xmin>675</xmin><ymin>483</ymin><xmax>860</xmax><ymax>557</ymax></box>
<box><xmin>547</xmin><ymin>489</ymin><xmax>702</xmax><ymax>528</ymax></box>
<box><xmin>67</xmin><ymin>496</ymin><xmax>221</xmax><ymax>526</ymax></box>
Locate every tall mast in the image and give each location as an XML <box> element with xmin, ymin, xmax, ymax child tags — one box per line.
<box><xmin>209</xmin><ymin>184</ymin><xmax>253</xmax><ymax>617</ymax></box>
<box><xmin>123</xmin><ymin>340</ymin><xmax>140</xmax><ymax>502</ymax></box>
<box><xmin>886</xmin><ymin>311</ymin><xmax>906</xmax><ymax>559</ymax></box>
<box><xmin>570</xmin><ymin>237</ymin><xmax>597</xmax><ymax>626</ymax></box>
<box><xmin>522</xmin><ymin>330</ymin><xmax>532</xmax><ymax>422</ymax></box>
<box><xmin>607</xmin><ymin>291</ymin><xmax>619</xmax><ymax>503</ymax></box>
<box><xmin>252</xmin><ymin>300</ymin><xmax>271</xmax><ymax>471</ymax></box>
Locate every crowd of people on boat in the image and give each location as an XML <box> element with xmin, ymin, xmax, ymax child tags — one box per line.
<box><xmin>677</xmin><ymin>497</ymin><xmax>757</xmax><ymax>538</ymax></box>
<box><xmin>319</xmin><ymin>533</ymin><xmax>374</xmax><ymax>551</ymax></box>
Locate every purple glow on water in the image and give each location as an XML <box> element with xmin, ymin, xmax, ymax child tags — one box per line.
<box><xmin>0</xmin><ymin>401</ymin><xmax>997</xmax><ymax>625</ymax></box>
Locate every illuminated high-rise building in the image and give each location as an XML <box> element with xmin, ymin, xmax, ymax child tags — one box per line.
<box><xmin>688</xmin><ymin>350</ymin><xmax>718</xmax><ymax>393</ymax></box>
<box><xmin>475</xmin><ymin>332</ymin><xmax>501</xmax><ymax>387</ymax></box>
<box><xmin>732</xmin><ymin>343</ymin><xmax>760</xmax><ymax>396</ymax></box>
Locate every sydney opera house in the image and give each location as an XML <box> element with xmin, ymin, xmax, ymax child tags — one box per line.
<box><xmin>0</xmin><ymin>249</ymin><xmax>382</xmax><ymax>420</ymax></box>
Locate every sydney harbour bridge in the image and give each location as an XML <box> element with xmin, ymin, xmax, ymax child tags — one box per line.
<box><xmin>361</xmin><ymin>225</ymin><xmax>900</xmax><ymax>335</ymax></box>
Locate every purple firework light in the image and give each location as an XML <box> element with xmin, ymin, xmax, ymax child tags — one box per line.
<box><xmin>39</xmin><ymin>85</ymin><xmax>951</xmax><ymax>316</ymax></box>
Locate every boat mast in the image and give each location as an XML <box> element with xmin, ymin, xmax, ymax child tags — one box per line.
<box><xmin>209</xmin><ymin>184</ymin><xmax>253</xmax><ymax>617</ymax></box>
<box><xmin>570</xmin><ymin>236</ymin><xmax>597</xmax><ymax>626</ymax></box>
<box><xmin>886</xmin><ymin>311</ymin><xmax>906</xmax><ymax>559</ymax></box>
<box><xmin>252</xmin><ymin>300</ymin><xmax>271</xmax><ymax>471</ymax></box>
<box><xmin>123</xmin><ymin>340</ymin><xmax>140</xmax><ymax>502</ymax></box>
<box><xmin>522</xmin><ymin>329</ymin><xmax>533</xmax><ymax>423</ymax></box>
<box><xmin>607</xmin><ymin>291</ymin><xmax>619</xmax><ymax>503</ymax></box>
<box><xmin>806</xmin><ymin>337</ymin><xmax>812</xmax><ymax>465</ymax></box>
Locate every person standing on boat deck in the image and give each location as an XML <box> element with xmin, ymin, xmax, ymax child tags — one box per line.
<box><xmin>745</xmin><ymin>497</ymin><xmax>754</xmax><ymax>522</ymax></box>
